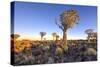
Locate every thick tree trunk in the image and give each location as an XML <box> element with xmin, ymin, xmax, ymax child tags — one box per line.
<box><xmin>87</xmin><ymin>35</ymin><xmax>90</xmax><ymax>43</ymax></box>
<box><xmin>63</xmin><ymin>30</ymin><xmax>68</xmax><ymax>51</ymax></box>
<box><xmin>56</xmin><ymin>37</ymin><xmax>57</xmax><ymax>41</ymax></box>
<box><xmin>63</xmin><ymin>30</ymin><xmax>67</xmax><ymax>45</ymax></box>
<box><xmin>41</xmin><ymin>37</ymin><xmax>43</xmax><ymax>41</ymax></box>
<box><xmin>53</xmin><ymin>36</ymin><xmax>54</xmax><ymax>41</ymax></box>
<box><xmin>88</xmin><ymin>38</ymin><xmax>90</xmax><ymax>43</ymax></box>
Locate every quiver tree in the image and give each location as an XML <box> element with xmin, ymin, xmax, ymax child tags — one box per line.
<box><xmin>85</xmin><ymin>29</ymin><xmax>93</xmax><ymax>43</ymax></box>
<box><xmin>55</xmin><ymin>9</ymin><xmax>79</xmax><ymax>51</ymax></box>
<box><xmin>40</xmin><ymin>32</ymin><xmax>46</xmax><ymax>41</ymax></box>
<box><xmin>11</xmin><ymin>34</ymin><xmax>20</xmax><ymax>53</ymax></box>
<box><xmin>11</xmin><ymin>34</ymin><xmax>20</xmax><ymax>40</ymax></box>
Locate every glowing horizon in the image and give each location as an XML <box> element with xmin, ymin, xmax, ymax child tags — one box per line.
<box><xmin>16</xmin><ymin>34</ymin><xmax>87</xmax><ymax>40</ymax></box>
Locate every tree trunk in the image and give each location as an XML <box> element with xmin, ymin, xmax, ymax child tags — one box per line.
<box><xmin>56</xmin><ymin>37</ymin><xmax>57</xmax><ymax>41</ymax></box>
<box><xmin>88</xmin><ymin>35</ymin><xmax>90</xmax><ymax>43</ymax></box>
<box><xmin>53</xmin><ymin>36</ymin><xmax>54</xmax><ymax>41</ymax></box>
<box><xmin>41</xmin><ymin>36</ymin><xmax>42</xmax><ymax>41</ymax></box>
<box><xmin>63</xmin><ymin>30</ymin><xmax>68</xmax><ymax>51</ymax></box>
<box><xmin>88</xmin><ymin>37</ymin><xmax>89</xmax><ymax>43</ymax></box>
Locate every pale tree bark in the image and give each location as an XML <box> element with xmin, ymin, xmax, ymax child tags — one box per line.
<box><xmin>53</xmin><ymin>36</ymin><xmax>54</xmax><ymax>41</ymax></box>
<box><xmin>88</xmin><ymin>36</ymin><xmax>90</xmax><ymax>43</ymax></box>
<box><xmin>63</xmin><ymin>30</ymin><xmax>68</xmax><ymax>51</ymax></box>
<box><xmin>87</xmin><ymin>34</ymin><xmax>91</xmax><ymax>43</ymax></box>
<box><xmin>41</xmin><ymin>36</ymin><xmax>43</xmax><ymax>41</ymax></box>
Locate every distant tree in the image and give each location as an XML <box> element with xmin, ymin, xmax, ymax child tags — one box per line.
<box><xmin>55</xmin><ymin>9</ymin><xmax>79</xmax><ymax>50</ymax></box>
<box><xmin>11</xmin><ymin>34</ymin><xmax>20</xmax><ymax>53</ymax></box>
<box><xmin>85</xmin><ymin>29</ymin><xmax>93</xmax><ymax>43</ymax></box>
<box><xmin>85</xmin><ymin>29</ymin><xmax>93</xmax><ymax>34</ymax></box>
<box><xmin>11</xmin><ymin>34</ymin><xmax>20</xmax><ymax>40</ymax></box>
<box><xmin>52</xmin><ymin>32</ymin><xmax>57</xmax><ymax>41</ymax></box>
<box><xmin>40</xmin><ymin>32</ymin><xmax>46</xmax><ymax>41</ymax></box>
<box><xmin>44</xmin><ymin>38</ymin><xmax>46</xmax><ymax>40</ymax></box>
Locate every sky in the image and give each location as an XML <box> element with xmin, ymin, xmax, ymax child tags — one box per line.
<box><xmin>12</xmin><ymin>1</ymin><xmax>97</xmax><ymax>40</ymax></box>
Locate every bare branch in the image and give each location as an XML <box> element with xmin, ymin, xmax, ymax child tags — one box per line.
<box><xmin>55</xmin><ymin>18</ymin><xmax>64</xmax><ymax>31</ymax></box>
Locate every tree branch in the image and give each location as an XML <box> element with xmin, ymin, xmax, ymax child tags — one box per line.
<box><xmin>55</xmin><ymin>18</ymin><xmax>64</xmax><ymax>31</ymax></box>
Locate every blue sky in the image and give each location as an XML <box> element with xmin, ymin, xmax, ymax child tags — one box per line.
<box><xmin>12</xmin><ymin>1</ymin><xmax>97</xmax><ymax>40</ymax></box>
